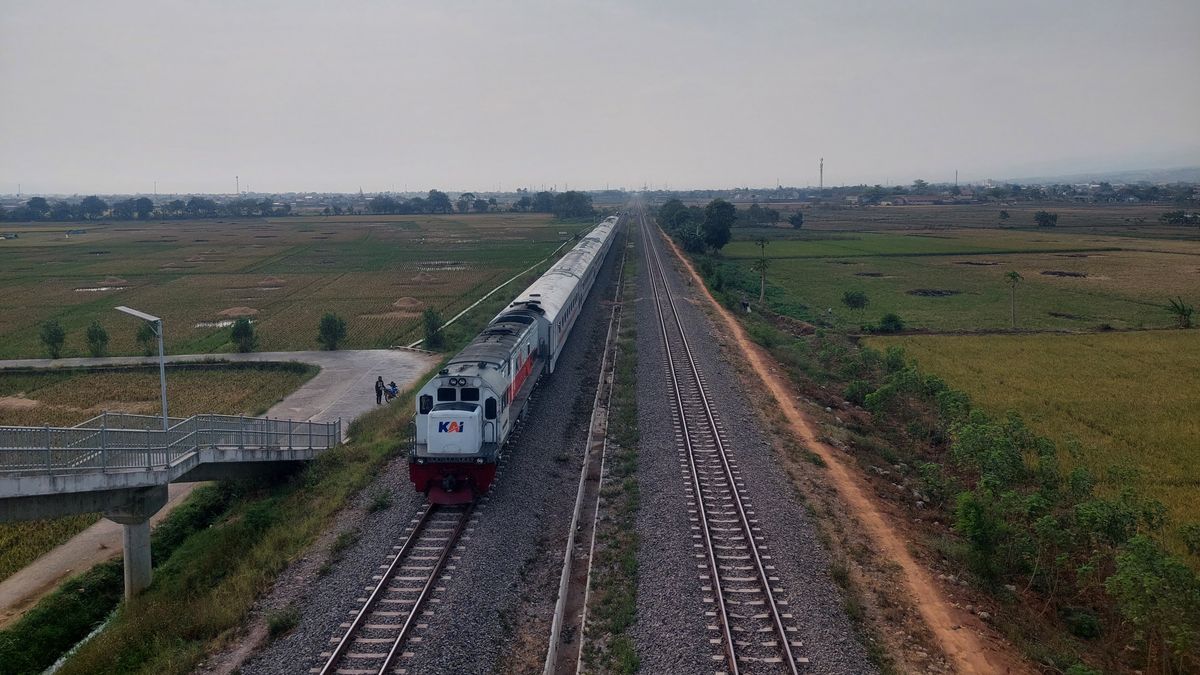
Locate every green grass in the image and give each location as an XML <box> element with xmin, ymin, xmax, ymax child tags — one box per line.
<box><xmin>868</xmin><ymin>330</ymin><xmax>1200</xmax><ymax>555</ymax></box>
<box><xmin>0</xmin><ymin>213</ymin><xmax>574</xmax><ymax>358</ymax></box>
<box><xmin>0</xmin><ymin>363</ymin><xmax>317</xmax><ymax>583</ymax></box>
<box><xmin>582</xmin><ymin>241</ymin><xmax>641</xmax><ymax>674</ymax></box>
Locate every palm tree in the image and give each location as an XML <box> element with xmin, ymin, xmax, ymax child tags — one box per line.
<box><xmin>1005</xmin><ymin>271</ymin><xmax>1023</xmax><ymax>329</ymax></box>
<box><xmin>1167</xmin><ymin>297</ymin><xmax>1194</xmax><ymax>328</ymax></box>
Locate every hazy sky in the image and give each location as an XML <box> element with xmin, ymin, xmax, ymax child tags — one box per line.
<box><xmin>2</xmin><ymin>0</ymin><xmax>1198</xmax><ymax>194</ymax></box>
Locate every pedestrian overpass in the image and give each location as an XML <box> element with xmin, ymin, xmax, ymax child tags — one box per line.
<box><xmin>0</xmin><ymin>412</ymin><xmax>341</xmax><ymax>598</ymax></box>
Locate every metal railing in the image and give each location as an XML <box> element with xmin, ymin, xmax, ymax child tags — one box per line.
<box><xmin>0</xmin><ymin>413</ymin><xmax>341</xmax><ymax>475</ymax></box>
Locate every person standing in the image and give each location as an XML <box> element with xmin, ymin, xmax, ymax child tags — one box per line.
<box><xmin>375</xmin><ymin>376</ymin><xmax>385</xmax><ymax>405</ymax></box>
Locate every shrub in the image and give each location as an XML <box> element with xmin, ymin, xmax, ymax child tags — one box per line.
<box><xmin>844</xmin><ymin>379</ymin><xmax>871</xmax><ymax>406</ymax></box>
<box><xmin>266</xmin><ymin>606</ymin><xmax>299</xmax><ymax>639</ymax></box>
<box><xmin>230</xmin><ymin>318</ymin><xmax>258</xmax><ymax>353</ymax></box>
<box><xmin>40</xmin><ymin>320</ymin><xmax>66</xmax><ymax>358</ymax></box>
<box><xmin>422</xmin><ymin>308</ymin><xmax>444</xmax><ymax>349</ymax></box>
<box><xmin>841</xmin><ymin>290</ymin><xmax>869</xmax><ymax>311</ymax></box>
<box><xmin>317</xmin><ymin>313</ymin><xmax>347</xmax><ymax>350</ymax></box>
<box><xmin>135</xmin><ymin>322</ymin><xmax>157</xmax><ymax>356</ymax></box>
<box><xmin>876</xmin><ymin>313</ymin><xmax>906</xmax><ymax>333</ymax></box>
<box><xmin>85</xmin><ymin>321</ymin><xmax>108</xmax><ymax>357</ymax></box>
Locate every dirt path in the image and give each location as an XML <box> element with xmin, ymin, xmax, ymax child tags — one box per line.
<box><xmin>0</xmin><ymin>349</ymin><xmax>438</xmax><ymax>629</ymax></box>
<box><xmin>661</xmin><ymin>231</ymin><xmax>1032</xmax><ymax>675</ymax></box>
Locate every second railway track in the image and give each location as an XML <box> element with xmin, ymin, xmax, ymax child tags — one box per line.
<box><xmin>317</xmin><ymin>502</ymin><xmax>473</xmax><ymax>675</ymax></box>
<box><xmin>639</xmin><ymin>210</ymin><xmax>806</xmax><ymax>675</ymax></box>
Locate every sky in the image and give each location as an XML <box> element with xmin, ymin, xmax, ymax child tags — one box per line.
<box><xmin>2</xmin><ymin>0</ymin><xmax>1198</xmax><ymax>195</ymax></box>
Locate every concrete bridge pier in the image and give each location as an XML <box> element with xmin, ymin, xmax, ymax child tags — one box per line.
<box><xmin>102</xmin><ymin>485</ymin><xmax>168</xmax><ymax>599</ymax></box>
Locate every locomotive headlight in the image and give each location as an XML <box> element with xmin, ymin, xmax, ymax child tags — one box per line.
<box><xmin>476</xmin><ymin>458</ymin><xmax>485</xmax><ymax>464</ymax></box>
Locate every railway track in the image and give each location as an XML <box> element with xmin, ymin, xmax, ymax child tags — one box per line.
<box><xmin>317</xmin><ymin>503</ymin><xmax>473</xmax><ymax>675</ymax></box>
<box><xmin>639</xmin><ymin>210</ymin><xmax>805</xmax><ymax>675</ymax></box>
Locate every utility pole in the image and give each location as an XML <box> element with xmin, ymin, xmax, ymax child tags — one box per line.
<box><xmin>236</xmin><ymin>175</ymin><xmax>240</xmax><ymax>196</ymax></box>
<box><xmin>819</xmin><ymin>158</ymin><xmax>824</xmax><ymax>190</ymax></box>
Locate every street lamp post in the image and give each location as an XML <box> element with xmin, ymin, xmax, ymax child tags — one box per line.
<box><xmin>115</xmin><ymin>306</ymin><xmax>169</xmax><ymax>432</ymax></box>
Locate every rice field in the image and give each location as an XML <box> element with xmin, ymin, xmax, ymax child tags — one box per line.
<box><xmin>0</xmin><ymin>362</ymin><xmax>317</xmax><ymax>581</ymax></box>
<box><xmin>0</xmin><ymin>213</ymin><xmax>573</xmax><ymax>358</ymax></box>
<box><xmin>867</xmin><ymin>330</ymin><xmax>1200</xmax><ymax>551</ymax></box>
<box><xmin>726</xmin><ymin>224</ymin><xmax>1200</xmax><ymax>331</ymax></box>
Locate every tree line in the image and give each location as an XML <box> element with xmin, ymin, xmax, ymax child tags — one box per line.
<box><xmin>0</xmin><ymin>196</ymin><xmax>292</xmax><ymax>222</ymax></box>
<box><xmin>365</xmin><ymin>189</ymin><xmax>595</xmax><ymax>220</ymax></box>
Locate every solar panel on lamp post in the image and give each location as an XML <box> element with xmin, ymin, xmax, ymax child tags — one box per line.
<box><xmin>115</xmin><ymin>306</ymin><xmax>169</xmax><ymax>433</ymax></box>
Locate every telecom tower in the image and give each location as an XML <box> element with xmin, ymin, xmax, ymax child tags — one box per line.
<box><xmin>819</xmin><ymin>158</ymin><xmax>824</xmax><ymax>189</ymax></box>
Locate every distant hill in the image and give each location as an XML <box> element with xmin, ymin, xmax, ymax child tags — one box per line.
<box><xmin>1001</xmin><ymin>165</ymin><xmax>1200</xmax><ymax>185</ymax></box>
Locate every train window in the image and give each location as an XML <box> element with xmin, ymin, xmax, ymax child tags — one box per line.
<box><xmin>485</xmin><ymin>398</ymin><xmax>497</xmax><ymax>420</ymax></box>
<box><xmin>436</xmin><ymin>387</ymin><xmax>456</xmax><ymax>402</ymax></box>
<box><xmin>419</xmin><ymin>395</ymin><xmax>433</xmax><ymax>414</ymax></box>
<box><xmin>461</xmin><ymin>387</ymin><xmax>480</xmax><ymax>402</ymax></box>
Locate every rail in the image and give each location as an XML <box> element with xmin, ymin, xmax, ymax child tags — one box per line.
<box><xmin>0</xmin><ymin>412</ymin><xmax>341</xmax><ymax>475</ymax></box>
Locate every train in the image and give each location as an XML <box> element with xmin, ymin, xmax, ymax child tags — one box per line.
<box><xmin>409</xmin><ymin>215</ymin><xmax>621</xmax><ymax>503</ymax></box>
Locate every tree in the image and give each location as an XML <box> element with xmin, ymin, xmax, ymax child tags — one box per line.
<box><xmin>185</xmin><ymin>197</ymin><xmax>218</xmax><ymax>218</ymax></box>
<box><xmin>912</xmin><ymin>179</ymin><xmax>929</xmax><ymax>193</ymax></box>
<box><xmin>472</xmin><ymin>198</ymin><xmax>490</xmax><ymax>213</ymax></box>
<box><xmin>25</xmin><ymin>197</ymin><xmax>50</xmax><ymax>220</ymax></box>
<box><xmin>456</xmin><ymin>193</ymin><xmax>473</xmax><ymax>213</ymax></box>
<box><xmin>531</xmin><ymin>191</ymin><xmax>556</xmax><ymax>213</ymax></box>
<box><xmin>163</xmin><ymin>199</ymin><xmax>186</xmax><ymax>218</ymax></box>
<box><xmin>50</xmin><ymin>201</ymin><xmax>75</xmax><ymax>221</ymax></box>
<box><xmin>1034</xmin><ymin>210</ymin><xmax>1058</xmax><ymax>228</ymax></box>
<box><xmin>751</xmin><ymin>237</ymin><xmax>770</xmax><ymax>302</ymax></box>
<box><xmin>422</xmin><ymin>308</ymin><xmax>444</xmax><ymax>349</ymax></box>
<box><xmin>701</xmin><ymin>199</ymin><xmax>736</xmax><ymax>251</ymax></box>
<box><xmin>1166</xmin><ymin>297</ymin><xmax>1194</xmax><ymax>329</ymax></box>
<box><xmin>427</xmin><ymin>189</ymin><xmax>453</xmax><ymax>214</ymax></box>
<box><xmin>85</xmin><ymin>321</ymin><xmax>109</xmax><ymax>357</ymax></box>
<box><xmin>787</xmin><ymin>211</ymin><xmax>804</xmax><ymax>229</ymax></box>
<box><xmin>317</xmin><ymin>312</ymin><xmax>347</xmax><ymax>350</ymax></box>
<box><xmin>876</xmin><ymin>313</ymin><xmax>906</xmax><ymax>333</ymax></box>
<box><xmin>40</xmin><ymin>320</ymin><xmax>66</xmax><ymax>358</ymax></box>
<box><xmin>514</xmin><ymin>195</ymin><xmax>532</xmax><ymax>212</ymax></box>
<box><xmin>112</xmin><ymin>199</ymin><xmax>137</xmax><ymax>220</ymax></box>
<box><xmin>552</xmin><ymin>191</ymin><xmax>594</xmax><ymax>219</ymax></box>
<box><xmin>842</xmin><ymin>290</ymin><xmax>869</xmax><ymax>312</ymax></box>
<box><xmin>368</xmin><ymin>195</ymin><xmax>399</xmax><ymax>214</ymax></box>
<box><xmin>230</xmin><ymin>318</ymin><xmax>258</xmax><ymax>352</ymax></box>
<box><xmin>135</xmin><ymin>322</ymin><xmax>157</xmax><ymax>356</ymax></box>
<box><xmin>1005</xmin><ymin>271</ymin><xmax>1023</xmax><ymax>329</ymax></box>
<box><xmin>79</xmin><ymin>195</ymin><xmax>108</xmax><ymax>220</ymax></box>
<box><xmin>134</xmin><ymin>197</ymin><xmax>154</xmax><ymax>220</ymax></box>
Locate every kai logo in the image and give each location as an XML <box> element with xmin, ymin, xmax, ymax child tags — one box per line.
<box><xmin>437</xmin><ymin>421</ymin><xmax>465</xmax><ymax>433</ymax></box>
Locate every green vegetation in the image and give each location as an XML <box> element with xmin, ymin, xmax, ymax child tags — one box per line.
<box><xmin>0</xmin><ymin>362</ymin><xmax>317</xmax><ymax>582</ymax></box>
<box><xmin>317</xmin><ymin>312</ymin><xmax>347</xmax><ymax>351</ymax></box>
<box><xmin>230</xmin><ymin>318</ymin><xmax>257</xmax><ymax>353</ymax></box>
<box><xmin>422</xmin><ymin>307</ymin><xmax>444</xmax><ymax>349</ymax></box>
<box><xmin>85</xmin><ymin>321</ymin><xmax>109</xmax><ymax>357</ymax></box>
<box><xmin>582</xmin><ymin>247</ymin><xmax>640</xmax><ymax>674</ymax></box>
<box><xmin>39</xmin><ymin>320</ymin><xmax>65</xmax><ymax>358</ymax></box>
<box><xmin>868</xmin><ymin>331</ymin><xmax>1200</xmax><ymax>550</ymax></box>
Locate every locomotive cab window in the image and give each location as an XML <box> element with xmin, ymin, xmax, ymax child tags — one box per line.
<box><xmin>419</xmin><ymin>395</ymin><xmax>433</xmax><ymax>415</ymax></box>
<box><xmin>460</xmin><ymin>387</ymin><xmax>480</xmax><ymax>402</ymax></box>
<box><xmin>436</xmin><ymin>387</ymin><xmax>456</xmax><ymax>402</ymax></box>
<box><xmin>485</xmin><ymin>398</ymin><xmax>497</xmax><ymax>420</ymax></box>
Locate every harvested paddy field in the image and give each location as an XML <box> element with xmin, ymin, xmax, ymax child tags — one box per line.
<box><xmin>0</xmin><ymin>213</ymin><xmax>570</xmax><ymax>358</ymax></box>
<box><xmin>868</xmin><ymin>330</ymin><xmax>1200</xmax><ymax>557</ymax></box>
<box><xmin>0</xmin><ymin>362</ymin><xmax>317</xmax><ymax>581</ymax></box>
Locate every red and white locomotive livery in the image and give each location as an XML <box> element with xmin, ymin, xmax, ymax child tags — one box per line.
<box><xmin>409</xmin><ymin>215</ymin><xmax>620</xmax><ymax>503</ymax></box>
